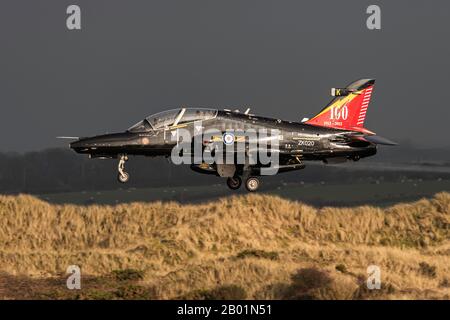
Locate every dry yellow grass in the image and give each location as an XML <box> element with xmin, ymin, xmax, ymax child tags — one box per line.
<box><xmin>0</xmin><ymin>192</ymin><xmax>449</xmax><ymax>299</ymax></box>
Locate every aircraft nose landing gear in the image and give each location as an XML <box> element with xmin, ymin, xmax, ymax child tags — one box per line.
<box><xmin>117</xmin><ymin>154</ymin><xmax>130</xmax><ymax>183</ymax></box>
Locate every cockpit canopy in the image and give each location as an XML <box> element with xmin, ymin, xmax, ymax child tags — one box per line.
<box><xmin>128</xmin><ymin>108</ymin><xmax>218</xmax><ymax>132</ymax></box>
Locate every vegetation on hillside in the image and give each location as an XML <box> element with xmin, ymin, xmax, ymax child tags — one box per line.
<box><xmin>0</xmin><ymin>192</ymin><xmax>449</xmax><ymax>299</ymax></box>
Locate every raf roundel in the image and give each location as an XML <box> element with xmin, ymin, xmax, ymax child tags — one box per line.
<box><xmin>223</xmin><ymin>132</ymin><xmax>235</xmax><ymax>145</ymax></box>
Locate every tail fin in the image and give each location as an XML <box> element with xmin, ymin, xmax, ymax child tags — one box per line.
<box><xmin>305</xmin><ymin>79</ymin><xmax>375</xmax><ymax>133</ymax></box>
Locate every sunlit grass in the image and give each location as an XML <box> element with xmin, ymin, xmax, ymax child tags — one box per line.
<box><xmin>0</xmin><ymin>192</ymin><xmax>449</xmax><ymax>299</ymax></box>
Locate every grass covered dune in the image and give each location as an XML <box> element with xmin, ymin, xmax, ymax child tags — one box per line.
<box><xmin>0</xmin><ymin>192</ymin><xmax>449</xmax><ymax>299</ymax></box>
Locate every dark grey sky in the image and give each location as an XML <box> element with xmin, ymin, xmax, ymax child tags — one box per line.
<box><xmin>0</xmin><ymin>0</ymin><xmax>449</xmax><ymax>151</ymax></box>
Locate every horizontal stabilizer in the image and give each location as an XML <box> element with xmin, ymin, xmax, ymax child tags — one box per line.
<box><xmin>56</xmin><ymin>136</ymin><xmax>79</xmax><ymax>140</ymax></box>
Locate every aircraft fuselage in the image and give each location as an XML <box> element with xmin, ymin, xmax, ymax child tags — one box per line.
<box><xmin>70</xmin><ymin>110</ymin><xmax>376</xmax><ymax>162</ymax></box>
<box><xmin>69</xmin><ymin>78</ymin><xmax>393</xmax><ymax>191</ymax></box>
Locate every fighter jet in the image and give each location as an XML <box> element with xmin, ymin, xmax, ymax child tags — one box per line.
<box><xmin>68</xmin><ymin>78</ymin><xmax>396</xmax><ymax>191</ymax></box>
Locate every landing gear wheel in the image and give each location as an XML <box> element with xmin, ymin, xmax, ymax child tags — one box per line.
<box><xmin>245</xmin><ymin>177</ymin><xmax>260</xmax><ymax>192</ymax></box>
<box><xmin>226</xmin><ymin>176</ymin><xmax>242</xmax><ymax>190</ymax></box>
<box><xmin>117</xmin><ymin>172</ymin><xmax>130</xmax><ymax>183</ymax></box>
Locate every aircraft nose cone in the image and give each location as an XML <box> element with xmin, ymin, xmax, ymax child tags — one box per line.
<box><xmin>69</xmin><ymin>139</ymin><xmax>80</xmax><ymax>148</ymax></box>
<box><xmin>70</xmin><ymin>137</ymin><xmax>91</xmax><ymax>152</ymax></box>
<box><xmin>70</xmin><ymin>132</ymin><xmax>134</xmax><ymax>154</ymax></box>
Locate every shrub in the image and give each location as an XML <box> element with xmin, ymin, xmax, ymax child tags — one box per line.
<box><xmin>419</xmin><ymin>262</ymin><xmax>437</xmax><ymax>278</ymax></box>
<box><xmin>282</xmin><ymin>268</ymin><xmax>333</xmax><ymax>300</ymax></box>
<box><xmin>236</xmin><ymin>249</ymin><xmax>279</xmax><ymax>260</ymax></box>
<box><xmin>440</xmin><ymin>278</ymin><xmax>450</xmax><ymax>288</ymax></box>
<box><xmin>111</xmin><ymin>269</ymin><xmax>145</xmax><ymax>282</ymax></box>
<box><xmin>335</xmin><ymin>264</ymin><xmax>347</xmax><ymax>273</ymax></box>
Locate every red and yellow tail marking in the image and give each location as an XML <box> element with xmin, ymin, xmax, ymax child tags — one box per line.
<box><xmin>305</xmin><ymin>85</ymin><xmax>375</xmax><ymax>132</ymax></box>
<box><xmin>356</xmin><ymin>86</ymin><xmax>373</xmax><ymax>126</ymax></box>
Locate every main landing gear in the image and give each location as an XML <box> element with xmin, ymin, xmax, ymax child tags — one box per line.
<box><xmin>226</xmin><ymin>176</ymin><xmax>242</xmax><ymax>190</ymax></box>
<box><xmin>117</xmin><ymin>154</ymin><xmax>130</xmax><ymax>183</ymax></box>
<box><xmin>226</xmin><ymin>176</ymin><xmax>260</xmax><ymax>192</ymax></box>
<box><xmin>244</xmin><ymin>177</ymin><xmax>260</xmax><ymax>192</ymax></box>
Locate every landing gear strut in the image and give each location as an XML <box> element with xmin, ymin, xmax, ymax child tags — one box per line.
<box><xmin>226</xmin><ymin>176</ymin><xmax>242</xmax><ymax>190</ymax></box>
<box><xmin>117</xmin><ymin>154</ymin><xmax>130</xmax><ymax>183</ymax></box>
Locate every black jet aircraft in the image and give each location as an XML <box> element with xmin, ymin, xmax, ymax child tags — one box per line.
<box><xmin>68</xmin><ymin>79</ymin><xmax>396</xmax><ymax>191</ymax></box>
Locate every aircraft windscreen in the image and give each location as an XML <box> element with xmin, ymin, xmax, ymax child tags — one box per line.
<box><xmin>127</xmin><ymin>119</ymin><xmax>153</xmax><ymax>132</ymax></box>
